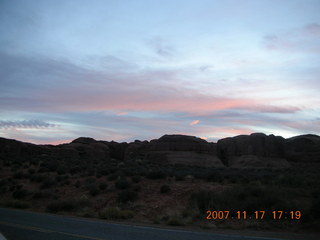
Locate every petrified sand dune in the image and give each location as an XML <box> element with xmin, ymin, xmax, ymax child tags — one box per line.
<box><xmin>1</xmin><ymin>133</ymin><xmax>319</xmax><ymax>168</ymax></box>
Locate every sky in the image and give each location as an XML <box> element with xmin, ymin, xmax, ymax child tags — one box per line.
<box><xmin>0</xmin><ymin>0</ymin><xmax>319</xmax><ymax>144</ymax></box>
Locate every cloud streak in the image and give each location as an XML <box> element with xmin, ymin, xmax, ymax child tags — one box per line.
<box><xmin>0</xmin><ymin>120</ymin><xmax>56</xmax><ymax>129</ymax></box>
<box><xmin>0</xmin><ymin>51</ymin><xmax>305</xmax><ymax>116</ymax></box>
<box><xmin>190</xmin><ymin>120</ymin><xmax>200</xmax><ymax>126</ymax></box>
<box><xmin>263</xmin><ymin>23</ymin><xmax>320</xmax><ymax>53</ymax></box>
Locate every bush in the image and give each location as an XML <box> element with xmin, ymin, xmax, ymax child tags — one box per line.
<box><xmin>133</xmin><ymin>185</ymin><xmax>141</xmax><ymax>192</ymax></box>
<box><xmin>160</xmin><ymin>185</ymin><xmax>171</xmax><ymax>194</ymax></box>
<box><xmin>175</xmin><ymin>174</ymin><xmax>185</xmax><ymax>181</ymax></box>
<box><xmin>13</xmin><ymin>171</ymin><xmax>25</xmax><ymax>179</ymax></box>
<box><xmin>146</xmin><ymin>170</ymin><xmax>166</xmax><ymax>179</ymax></box>
<box><xmin>118</xmin><ymin>190</ymin><xmax>137</xmax><ymax>203</ymax></box>
<box><xmin>30</xmin><ymin>174</ymin><xmax>45</xmax><ymax>182</ymax></box>
<box><xmin>77</xmin><ymin>207</ymin><xmax>95</xmax><ymax>218</ymax></box>
<box><xmin>40</xmin><ymin>176</ymin><xmax>57</xmax><ymax>189</ymax></box>
<box><xmin>79</xmin><ymin>195</ymin><xmax>91</xmax><ymax>208</ymax></box>
<box><xmin>167</xmin><ymin>215</ymin><xmax>185</xmax><ymax>226</ymax></box>
<box><xmin>190</xmin><ymin>185</ymin><xmax>298</xmax><ymax>218</ymax></box>
<box><xmin>74</xmin><ymin>180</ymin><xmax>81</xmax><ymax>188</ymax></box>
<box><xmin>131</xmin><ymin>176</ymin><xmax>141</xmax><ymax>183</ymax></box>
<box><xmin>4</xmin><ymin>200</ymin><xmax>30</xmax><ymax>209</ymax></box>
<box><xmin>115</xmin><ymin>179</ymin><xmax>131</xmax><ymax>190</ymax></box>
<box><xmin>309</xmin><ymin>197</ymin><xmax>320</xmax><ymax>220</ymax></box>
<box><xmin>46</xmin><ymin>200</ymin><xmax>78</xmax><ymax>212</ymax></box>
<box><xmin>12</xmin><ymin>189</ymin><xmax>28</xmax><ymax>199</ymax></box>
<box><xmin>99</xmin><ymin>182</ymin><xmax>108</xmax><ymax>190</ymax></box>
<box><xmin>99</xmin><ymin>207</ymin><xmax>134</xmax><ymax>220</ymax></box>
<box><xmin>33</xmin><ymin>190</ymin><xmax>54</xmax><ymax>199</ymax></box>
<box><xmin>89</xmin><ymin>185</ymin><xmax>100</xmax><ymax>196</ymax></box>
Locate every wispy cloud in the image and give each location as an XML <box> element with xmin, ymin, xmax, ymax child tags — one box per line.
<box><xmin>147</xmin><ymin>37</ymin><xmax>176</xmax><ymax>58</ymax></box>
<box><xmin>0</xmin><ymin>120</ymin><xmax>56</xmax><ymax>129</ymax></box>
<box><xmin>190</xmin><ymin>120</ymin><xmax>200</xmax><ymax>126</ymax></box>
<box><xmin>263</xmin><ymin>23</ymin><xmax>320</xmax><ymax>53</ymax></box>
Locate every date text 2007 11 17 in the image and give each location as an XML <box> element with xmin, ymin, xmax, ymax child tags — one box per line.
<box><xmin>206</xmin><ymin>210</ymin><xmax>301</xmax><ymax>220</ymax></box>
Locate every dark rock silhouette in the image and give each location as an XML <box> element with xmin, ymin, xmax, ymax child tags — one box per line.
<box><xmin>0</xmin><ymin>133</ymin><xmax>319</xmax><ymax>168</ymax></box>
<box><xmin>150</xmin><ymin>134</ymin><xmax>212</xmax><ymax>152</ymax></box>
<box><xmin>0</xmin><ymin>137</ymin><xmax>47</xmax><ymax>161</ymax></box>
<box><xmin>285</xmin><ymin>134</ymin><xmax>320</xmax><ymax>163</ymax></box>
<box><xmin>127</xmin><ymin>135</ymin><xmax>223</xmax><ymax>167</ymax></box>
<box><xmin>217</xmin><ymin>133</ymin><xmax>289</xmax><ymax>167</ymax></box>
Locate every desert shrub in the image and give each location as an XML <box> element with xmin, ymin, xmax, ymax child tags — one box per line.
<box><xmin>46</xmin><ymin>161</ymin><xmax>58</xmax><ymax>171</ymax></box>
<box><xmin>37</xmin><ymin>167</ymin><xmax>49</xmax><ymax>173</ymax></box>
<box><xmin>98</xmin><ymin>168</ymin><xmax>110</xmax><ymax>176</ymax></box>
<box><xmin>33</xmin><ymin>190</ymin><xmax>54</xmax><ymax>199</ymax></box>
<box><xmin>117</xmin><ymin>190</ymin><xmax>137</xmax><ymax>203</ymax></box>
<box><xmin>69</xmin><ymin>166</ymin><xmax>81</xmax><ymax>174</ymax></box>
<box><xmin>86</xmin><ymin>169</ymin><xmax>95</xmax><ymax>176</ymax></box>
<box><xmin>40</xmin><ymin>176</ymin><xmax>57</xmax><ymax>189</ymax></box>
<box><xmin>63</xmin><ymin>179</ymin><xmax>71</xmax><ymax>185</ymax></box>
<box><xmin>99</xmin><ymin>182</ymin><xmax>108</xmax><ymax>190</ymax></box>
<box><xmin>57</xmin><ymin>165</ymin><xmax>67</xmax><ymax>175</ymax></box>
<box><xmin>12</xmin><ymin>189</ymin><xmax>28</xmax><ymax>199</ymax></box>
<box><xmin>115</xmin><ymin>179</ymin><xmax>131</xmax><ymax>190</ymax></box>
<box><xmin>4</xmin><ymin>200</ymin><xmax>30</xmax><ymax>209</ymax></box>
<box><xmin>0</xmin><ymin>186</ymin><xmax>8</xmax><ymax>194</ymax></box>
<box><xmin>175</xmin><ymin>174</ymin><xmax>185</xmax><ymax>181</ymax></box>
<box><xmin>74</xmin><ymin>180</ymin><xmax>81</xmax><ymax>188</ymax></box>
<box><xmin>55</xmin><ymin>175</ymin><xmax>64</xmax><ymax>182</ymax></box>
<box><xmin>85</xmin><ymin>177</ymin><xmax>96</xmax><ymax>184</ymax></box>
<box><xmin>77</xmin><ymin>207</ymin><xmax>95</xmax><ymax>218</ymax></box>
<box><xmin>13</xmin><ymin>171</ymin><xmax>25</xmax><ymax>179</ymax></box>
<box><xmin>99</xmin><ymin>207</ymin><xmax>134</xmax><ymax>220</ymax></box>
<box><xmin>190</xmin><ymin>184</ymin><xmax>297</xmax><ymax>218</ymax></box>
<box><xmin>167</xmin><ymin>215</ymin><xmax>185</xmax><ymax>226</ymax></box>
<box><xmin>96</xmin><ymin>173</ymin><xmax>102</xmax><ymax>178</ymax></box>
<box><xmin>146</xmin><ymin>170</ymin><xmax>166</xmax><ymax>179</ymax></box>
<box><xmin>46</xmin><ymin>200</ymin><xmax>78</xmax><ymax>212</ymax></box>
<box><xmin>108</xmin><ymin>173</ymin><xmax>118</xmax><ymax>181</ymax></box>
<box><xmin>0</xmin><ymin>179</ymin><xmax>6</xmax><ymax>187</ymax></box>
<box><xmin>88</xmin><ymin>184</ymin><xmax>100</xmax><ymax>196</ymax></box>
<box><xmin>309</xmin><ymin>197</ymin><xmax>320</xmax><ymax>220</ymax></box>
<box><xmin>131</xmin><ymin>176</ymin><xmax>141</xmax><ymax>183</ymax></box>
<box><xmin>30</xmin><ymin>174</ymin><xmax>45</xmax><ymax>182</ymax></box>
<box><xmin>276</xmin><ymin>175</ymin><xmax>305</xmax><ymax>188</ymax></box>
<box><xmin>160</xmin><ymin>184</ymin><xmax>171</xmax><ymax>194</ymax></box>
<box><xmin>205</xmin><ymin>172</ymin><xmax>222</xmax><ymax>182</ymax></box>
<box><xmin>133</xmin><ymin>185</ymin><xmax>141</xmax><ymax>192</ymax></box>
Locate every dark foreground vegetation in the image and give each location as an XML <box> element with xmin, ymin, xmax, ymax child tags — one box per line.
<box><xmin>0</xmin><ymin>133</ymin><xmax>320</xmax><ymax>232</ymax></box>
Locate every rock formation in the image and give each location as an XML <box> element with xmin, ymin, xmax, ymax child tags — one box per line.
<box><xmin>0</xmin><ymin>133</ymin><xmax>319</xmax><ymax>168</ymax></box>
<box><xmin>285</xmin><ymin>134</ymin><xmax>320</xmax><ymax>163</ymax></box>
<box><xmin>124</xmin><ymin>135</ymin><xmax>223</xmax><ymax>167</ymax></box>
<box><xmin>217</xmin><ymin>133</ymin><xmax>290</xmax><ymax>168</ymax></box>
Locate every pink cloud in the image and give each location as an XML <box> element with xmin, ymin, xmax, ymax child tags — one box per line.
<box><xmin>190</xmin><ymin>120</ymin><xmax>200</xmax><ymax>126</ymax></box>
<box><xmin>35</xmin><ymin>85</ymin><xmax>255</xmax><ymax>115</ymax></box>
<box><xmin>303</xmin><ymin>23</ymin><xmax>320</xmax><ymax>36</ymax></box>
<box><xmin>246</xmin><ymin>105</ymin><xmax>301</xmax><ymax>114</ymax></box>
<box><xmin>116</xmin><ymin>112</ymin><xmax>128</xmax><ymax>116</ymax></box>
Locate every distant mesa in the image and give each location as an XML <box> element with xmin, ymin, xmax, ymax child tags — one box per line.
<box><xmin>217</xmin><ymin>133</ymin><xmax>288</xmax><ymax>168</ymax></box>
<box><xmin>285</xmin><ymin>134</ymin><xmax>320</xmax><ymax>163</ymax></box>
<box><xmin>128</xmin><ymin>134</ymin><xmax>223</xmax><ymax>167</ymax></box>
<box><xmin>0</xmin><ymin>133</ymin><xmax>319</xmax><ymax>168</ymax></box>
<box><xmin>71</xmin><ymin>137</ymin><xmax>97</xmax><ymax>144</ymax></box>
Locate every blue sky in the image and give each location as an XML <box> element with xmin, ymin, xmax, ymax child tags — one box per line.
<box><xmin>0</xmin><ymin>0</ymin><xmax>319</xmax><ymax>144</ymax></box>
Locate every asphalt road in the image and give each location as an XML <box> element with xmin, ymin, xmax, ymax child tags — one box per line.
<box><xmin>0</xmin><ymin>208</ymin><xmax>307</xmax><ymax>240</ymax></box>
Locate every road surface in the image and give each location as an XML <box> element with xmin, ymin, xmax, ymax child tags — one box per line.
<box><xmin>0</xmin><ymin>207</ymin><xmax>313</xmax><ymax>240</ymax></box>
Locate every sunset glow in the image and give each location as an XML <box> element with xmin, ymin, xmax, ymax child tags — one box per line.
<box><xmin>0</xmin><ymin>0</ymin><xmax>319</xmax><ymax>144</ymax></box>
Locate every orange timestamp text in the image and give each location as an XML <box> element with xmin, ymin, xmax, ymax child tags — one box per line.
<box><xmin>206</xmin><ymin>210</ymin><xmax>301</xmax><ymax>220</ymax></box>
